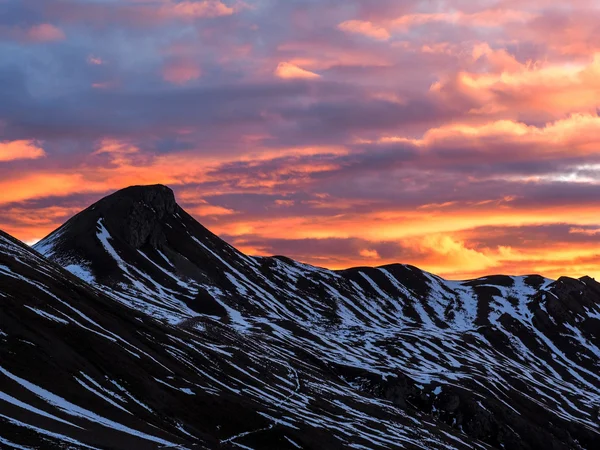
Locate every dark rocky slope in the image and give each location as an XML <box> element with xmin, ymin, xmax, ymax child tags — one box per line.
<box><xmin>0</xmin><ymin>228</ymin><xmax>483</xmax><ymax>450</ymax></box>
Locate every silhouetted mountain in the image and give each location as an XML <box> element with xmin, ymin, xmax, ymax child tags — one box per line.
<box><xmin>0</xmin><ymin>184</ymin><xmax>597</xmax><ymax>449</ymax></box>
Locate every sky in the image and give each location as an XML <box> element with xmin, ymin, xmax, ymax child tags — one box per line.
<box><xmin>1</xmin><ymin>0</ymin><xmax>600</xmax><ymax>280</ymax></box>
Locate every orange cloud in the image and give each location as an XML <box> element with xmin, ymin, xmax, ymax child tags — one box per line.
<box><xmin>0</xmin><ymin>140</ymin><xmax>46</xmax><ymax>162</ymax></box>
<box><xmin>274</xmin><ymin>62</ymin><xmax>320</xmax><ymax>79</ymax></box>
<box><xmin>211</xmin><ymin>201</ymin><xmax>600</xmax><ymax>251</ymax></box>
<box><xmin>433</xmin><ymin>51</ymin><xmax>600</xmax><ymax>115</ymax></box>
<box><xmin>0</xmin><ymin>205</ymin><xmax>82</xmax><ymax>245</ymax></box>
<box><xmin>337</xmin><ymin>20</ymin><xmax>391</xmax><ymax>41</ymax></box>
<box><xmin>414</xmin><ymin>234</ymin><xmax>496</xmax><ymax>275</ymax></box>
<box><xmin>376</xmin><ymin>113</ymin><xmax>600</xmax><ymax>161</ymax></box>
<box><xmin>0</xmin><ymin>173</ymin><xmax>104</xmax><ymax>205</ymax></box>
<box><xmin>217</xmin><ymin>202</ymin><xmax>600</xmax><ymax>279</ymax></box>
<box><xmin>359</xmin><ymin>248</ymin><xmax>380</xmax><ymax>259</ymax></box>
<box><xmin>0</xmin><ymin>141</ymin><xmax>347</xmax><ymax>210</ymax></box>
<box><xmin>187</xmin><ymin>202</ymin><xmax>236</xmax><ymax>217</ymax></box>
<box><xmin>4</xmin><ymin>141</ymin><xmax>600</xmax><ymax>280</ymax></box>
<box><xmin>26</xmin><ymin>24</ymin><xmax>65</xmax><ymax>42</ymax></box>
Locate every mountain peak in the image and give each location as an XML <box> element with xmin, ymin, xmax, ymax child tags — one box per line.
<box><xmin>94</xmin><ymin>184</ymin><xmax>177</xmax><ymax>248</ymax></box>
<box><xmin>99</xmin><ymin>184</ymin><xmax>177</xmax><ymax>220</ymax></box>
<box><xmin>34</xmin><ymin>183</ymin><xmax>227</xmax><ymax>293</ymax></box>
<box><xmin>33</xmin><ymin>184</ymin><xmax>185</xmax><ymax>284</ymax></box>
<box><xmin>103</xmin><ymin>184</ymin><xmax>175</xmax><ymax>206</ymax></box>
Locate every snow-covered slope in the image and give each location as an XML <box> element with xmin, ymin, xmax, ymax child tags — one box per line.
<box><xmin>1</xmin><ymin>228</ymin><xmax>485</xmax><ymax>450</ymax></box>
<box><xmin>8</xmin><ymin>184</ymin><xmax>599</xmax><ymax>449</ymax></box>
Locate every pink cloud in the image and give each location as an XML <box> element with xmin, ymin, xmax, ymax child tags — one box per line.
<box><xmin>392</xmin><ymin>9</ymin><xmax>536</xmax><ymax>31</ymax></box>
<box><xmin>26</xmin><ymin>24</ymin><xmax>65</xmax><ymax>42</ymax></box>
<box><xmin>87</xmin><ymin>55</ymin><xmax>104</xmax><ymax>65</ymax></box>
<box><xmin>162</xmin><ymin>59</ymin><xmax>202</xmax><ymax>84</ymax></box>
<box><xmin>91</xmin><ymin>81</ymin><xmax>119</xmax><ymax>89</ymax></box>
<box><xmin>159</xmin><ymin>0</ymin><xmax>234</xmax><ymax>19</ymax></box>
<box><xmin>337</xmin><ymin>7</ymin><xmax>537</xmax><ymax>41</ymax></box>
<box><xmin>337</xmin><ymin>20</ymin><xmax>391</xmax><ymax>41</ymax></box>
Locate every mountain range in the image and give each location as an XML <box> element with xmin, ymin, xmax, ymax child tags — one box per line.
<box><xmin>0</xmin><ymin>184</ymin><xmax>598</xmax><ymax>449</ymax></box>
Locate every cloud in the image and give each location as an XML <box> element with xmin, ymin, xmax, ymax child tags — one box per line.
<box><xmin>189</xmin><ymin>203</ymin><xmax>235</xmax><ymax>217</ymax></box>
<box><xmin>91</xmin><ymin>81</ymin><xmax>118</xmax><ymax>89</ymax></box>
<box><xmin>158</xmin><ymin>0</ymin><xmax>235</xmax><ymax>19</ymax></box>
<box><xmin>26</xmin><ymin>24</ymin><xmax>65</xmax><ymax>42</ymax></box>
<box><xmin>359</xmin><ymin>248</ymin><xmax>380</xmax><ymax>259</ymax></box>
<box><xmin>87</xmin><ymin>55</ymin><xmax>104</xmax><ymax>65</ymax></box>
<box><xmin>415</xmin><ymin>234</ymin><xmax>497</xmax><ymax>275</ymax></box>
<box><xmin>392</xmin><ymin>9</ymin><xmax>536</xmax><ymax>31</ymax></box>
<box><xmin>357</xmin><ymin>113</ymin><xmax>600</xmax><ymax>177</ymax></box>
<box><xmin>275</xmin><ymin>62</ymin><xmax>320</xmax><ymax>79</ymax></box>
<box><xmin>0</xmin><ymin>203</ymin><xmax>82</xmax><ymax>245</ymax></box>
<box><xmin>433</xmin><ymin>51</ymin><xmax>600</xmax><ymax>115</ymax></box>
<box><xmin>32</xmin><ymin>0</ymin><xmax>237</xmax><ymax>25</ymax></box>
<box><xmin>0</xmin><ymin>173</ymin><xmax>103</xmax><ymax>205</ymax></box>
<box><xmin>337</xmin><ymin>20</ymin><xmax>391</xmax><ymax>41</ymax></box>
<box><xmin>0</xmin><ymin>140</ymin><xmax>46</xmax><ymax>162</ymax></box>
<box><xmin>336</xmin><ymin>8</ymin><xmax>536</xmax><ymax>42</ymax></box>
<box><xmin>162</xmin><ymin>59</ymin><xmax>202</xmax><ymax>84</ymax></box>
<box><xmin>569</xmin><ymin>227</ymin><xmax>600</xmax><ymax>236</ymax></box>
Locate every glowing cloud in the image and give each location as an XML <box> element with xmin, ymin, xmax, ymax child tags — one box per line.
<box><xmin>432</xmin><ymin>52</ymin><xmax>600</xmax><ymax>115</ymax></box>
<box><xmin>0</xmin><ymin>174</ymin><xmax>102</xmax><ymax>205</ymax></box>
<box><xmin>337</xmin><ymin>20</ymin><xmax>391</xmax><ymax>41</ymax></box>
<box><xmin>392</xmin><ymin>10</ymin><xmax>536</xmax><ymax>31</ymax></box>
<box><xmin>274</xmin><ymin>62</ymin><xmax>320</xmax><ymax>79</ymax></box>
<box><xmin>159</xmin><ymin>0</ymin><xmax>234</xmax><ymax>19</ymax></box>
<box><xmin>0</xmin><ymin>141</ymin><xmax>46</xmax><ymax>162</ymax></box>
<box><xmin>359</xmin><ymin>249</ymin><xmax>380</xmax><ymax>259</ymax></box>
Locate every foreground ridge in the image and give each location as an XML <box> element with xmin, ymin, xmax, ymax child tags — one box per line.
<box><xmin>0</xmin><ymin>184</ymin><xmax>596</xmax><ymax>449</ymax></box>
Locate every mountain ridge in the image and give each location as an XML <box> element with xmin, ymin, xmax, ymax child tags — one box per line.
<box><xmin>36</xmin><ymin>183</ymin><xmax>556</xmax><ymax>281</ymax></box>
<box><xmin>0</xmin><ymin>184</ymin><xmax>597</xmax><ymax>449</ymax></box>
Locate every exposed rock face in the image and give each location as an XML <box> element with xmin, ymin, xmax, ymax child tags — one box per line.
<box><xmin>103</xmin><ymin>184</ymin><xmax>177</xmax><ymax>248</ymax></box>
<box><xmin>80</xmin><ymin>184</ymin><xmax>178</xmax><ymax>249</ymax></box>
<box><xmin>34</xmin><ymin>184</ymin><xmax>213</xmax><ymax>284</ymax></box>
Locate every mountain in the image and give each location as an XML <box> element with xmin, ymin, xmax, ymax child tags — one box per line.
<box><xmin>0</xmin><ymin>184</ymin><xmax>597</xmax><ymax>449</ymax></box>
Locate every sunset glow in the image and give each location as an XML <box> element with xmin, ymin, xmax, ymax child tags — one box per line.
<box><xmin>2</xmin><ymin>0</ymin><xmax>600</xmax><ymax>279</ymax></box>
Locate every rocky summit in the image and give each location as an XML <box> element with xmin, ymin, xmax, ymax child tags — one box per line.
<box><xmin>0</xmin><ymin>184</ymin><xmax>598</xmax><ymax>449</ymax></box>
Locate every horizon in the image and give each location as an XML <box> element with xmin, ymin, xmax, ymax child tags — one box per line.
<box><xmin>26</xmin><ymin>183</ymin><xmax>567</xmax><ymax>282</ymax></box>
<box><xmin>1</xmin><ymin>1</ymin><xmax>600</xmax><ymax>280</ymax></box>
